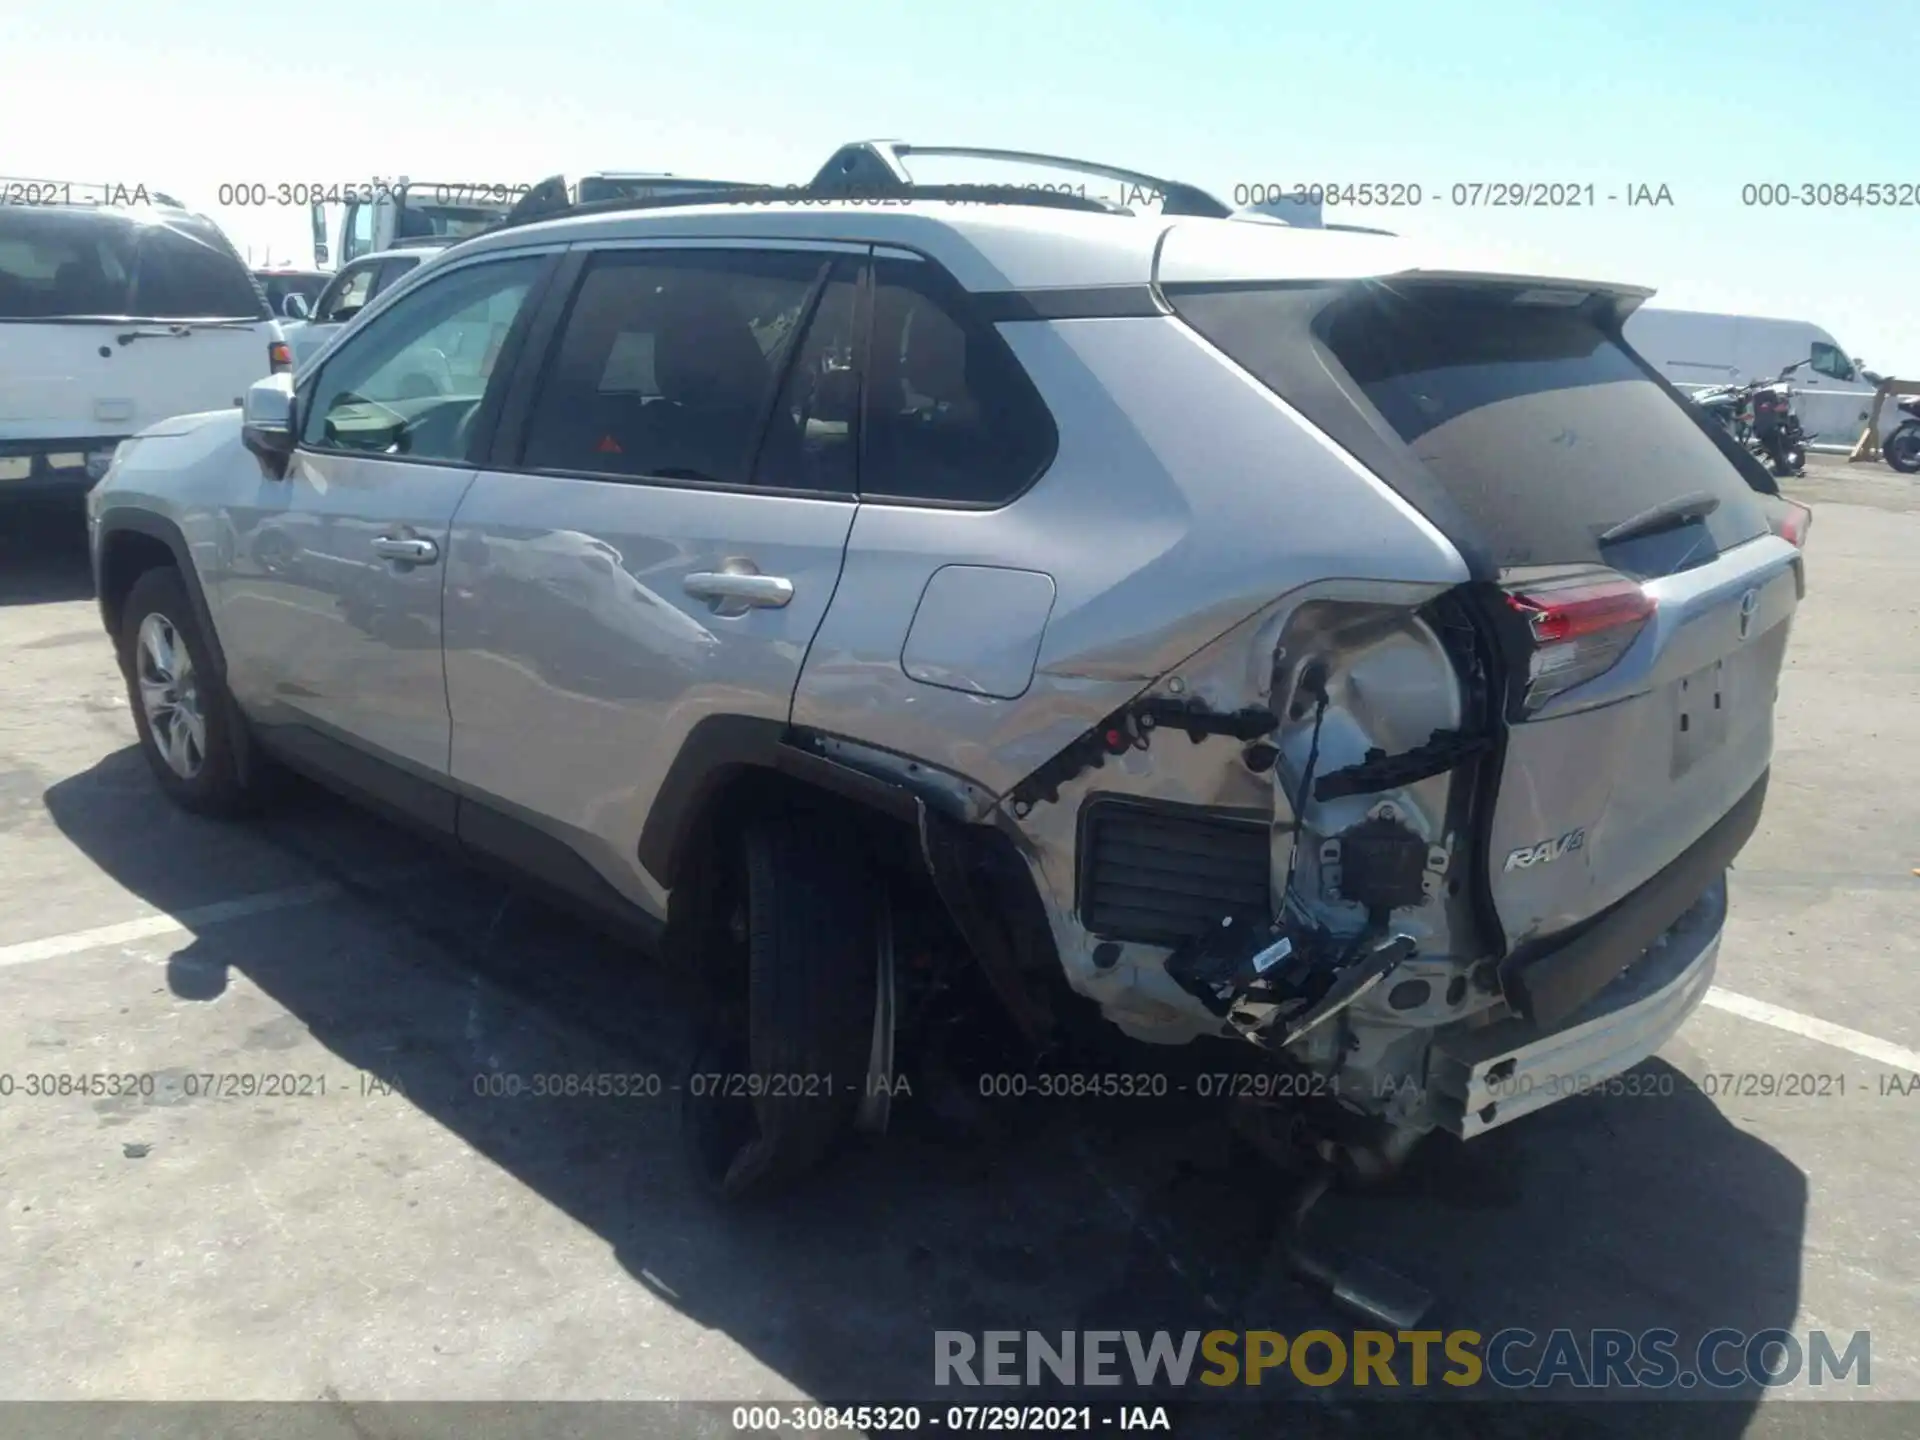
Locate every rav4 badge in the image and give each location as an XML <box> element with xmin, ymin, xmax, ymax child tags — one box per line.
<box><xmin>1504</xmin><ymin>829</ymin><xmax>1587</xmax><ymax>872</ymax></box>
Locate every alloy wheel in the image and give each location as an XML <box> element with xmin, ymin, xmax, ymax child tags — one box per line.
<box><xmin>134</xmin><ymin>612</ymin><xmax>207</xmax><ymax>780</ymax></box>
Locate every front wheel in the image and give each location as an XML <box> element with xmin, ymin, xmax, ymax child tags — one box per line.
<box><xmin>1886</xmin><ymin>424</ymin><xmax>1920</xmax><ymax>475</ymax></box>
<box><xmin>118</xmin><ymin>567</ymin><xmax>263</xmax><ymax>817</ymax></box>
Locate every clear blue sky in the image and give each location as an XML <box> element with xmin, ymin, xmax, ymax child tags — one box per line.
<box><xmin>6</xmin><ymin>0</ymin><xmax>1916</xmax><ymax>371</ymax></box>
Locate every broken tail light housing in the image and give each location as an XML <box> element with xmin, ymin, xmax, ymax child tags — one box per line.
<box><xmin>1768</xmin><ymin>498</ymin><xmax>1811</xmax><ymax>548</ymax></box>
<box><xmin>1504</xmin><ymin>571</ymin><xmax>1655</xmax><ymax>713</ymax></box>
<box><xmin>269</xmin><ymin>340</ymin><xmax>293</xmax><ymax>374</ymax></box>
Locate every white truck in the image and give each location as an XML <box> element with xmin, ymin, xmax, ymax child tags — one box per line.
<box><xmin>1</xmin><ymin>183</ymin><xmax>288</xmax><ymax>498</ymax></box>
<box><xmin>1623</xmin><ymin>306</ymin><xmax>1891</xmax><ymax>452</ymax></box>
<box><xmin>307</xmin><ymin>180</ymin><xmax>518</xmax><ymax>270</ymax></box>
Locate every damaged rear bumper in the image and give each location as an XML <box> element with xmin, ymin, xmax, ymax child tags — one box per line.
<box><xmin>1427</xmin><ymin>876</ymin><xmax>1725</xmax><ymax>1139</ymax></box>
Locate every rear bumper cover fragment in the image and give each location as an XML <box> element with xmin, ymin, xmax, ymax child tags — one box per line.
<box><xmin>1430</xmin><ymin>876</ymin><xmax>1725</xmax><ymax>1138</ymax></box>
<box><xmin>1499</xmin><ymin>768</ymin><xmax>1766</xmax><ymax>1029</ymax></box>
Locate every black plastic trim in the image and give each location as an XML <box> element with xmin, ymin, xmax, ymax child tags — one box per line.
<box><xmin>635</xmin><ymin>714</ymin><xmax>790</xmax><ymax>889</ymax></box>
<box><xmin>772</xmin><ymin>743</ymin><xmax>923</xmax><ymax>825</ymax></box>
<box><xmin>486</xmin><ymin>247</ymin><xmax>588</xmax><ymax>469</ymax></box>
<box><xmin>1074</xmin><ymin>793</ymin><xmax>1272</xmax><ymax>945</ymax></box>
<box><xmin>970</xmin><ymin>285</ymin><xmax>1166</xmax><ymax>322</ymax></box>
<box><xmin>92</xmin><ymin>510</ymin><xmax>226</xmax><ymax>677</ymax></box>
<box><xmin>252</xmin><ymin>722</ymin><xmax>459</xmax><ymax>836</ymax></box>
<box><xmin>460</xmin><ymin>249</ymin><xmax>569</xmax><ymax>466</ymax></box>
<box><xmin>1502</xmin><ymin>768</ymin><xmax>1769</xmax><ymax>1029</ymax></box>
<box><xmin>250</xmin><ymin>720</ymin><xmax>665</xmax><ymax>946</ymax></box>
<box><xmin>457</xmin><ymin>795</ymin><xmax>664</xmax><ymax>940</ymax></box>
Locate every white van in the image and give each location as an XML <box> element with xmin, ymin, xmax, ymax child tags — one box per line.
<box><xmin>1623</xmin><ymin>306</ymin><xmax>1889</xmax><ymax>452</ymax></box>
<box><xmin>0</xmin><ymin>199</ymin><xmax>288</xmax><ymax>496</ymax></box>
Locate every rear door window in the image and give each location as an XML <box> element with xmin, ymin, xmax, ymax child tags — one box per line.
<box><xmin>519</xmin><ymin>248</ymin><xmax>849</xmax><ymax>490</ymax></box>
<box><xmin>1168</xmin><ymin>281</ymin><xmax>1772</xmax><ymax>575</ymax></box>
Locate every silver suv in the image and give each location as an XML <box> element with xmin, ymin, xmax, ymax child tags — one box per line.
<box><xmin>86</xmin><ymin>143</ymin><xmax>1812</xmax><ymax>1203</ymax></box>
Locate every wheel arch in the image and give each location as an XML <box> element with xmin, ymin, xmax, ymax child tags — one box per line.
<box><xmin>647</xmin><ymin>718</ymin><xmax>1062</xmax><ymax>1047</ymax></box>
<box><xmin>95</xmin><ymin>512</ymin><xmax>226</xmax><ymax>678</ymax></box>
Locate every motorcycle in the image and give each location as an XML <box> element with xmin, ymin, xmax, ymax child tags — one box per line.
<box><xmin>1885</xmin><ymin>397</ymin><xmax>1920</xmax><ymax>474</ymax></box>
<box><xmin>1691</xmin><ymin>360</ymin><xmax>1812</xmax><ymax>478</ymax></box>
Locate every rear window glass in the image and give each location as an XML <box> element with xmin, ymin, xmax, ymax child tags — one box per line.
<box><xmin>0</xmin><ymin>209</ymin><xmax>265</xmax><ymax>320</ymax></box>
<box><xmin>134</xmin><ymin>224</ymin><xmax>268</xmax><ymax>318</ymax></box>
<box><xmin>0</xmin><ymin>210</ymin><xmax>136</xmax><ymax>318</ymax></box>
<box><xmin>1169</xmin><ymin>282</ymin><xmax>1771</xmax><ymax>573</ymax></box>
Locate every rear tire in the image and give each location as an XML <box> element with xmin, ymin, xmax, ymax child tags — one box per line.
<box><xmin>679</xmin><ymin>806</ymin><xmax>881</xmax><ymax>1200</ymax></box>
<box><xmin>1887</xmin><ymin>424</ymin><xmax>1920</xmax><ymax>475</ymax></box>
<box><xmin>118</xmin><ymin>567</ymin><xmax>262</xmax><ymax>818</ymax></box>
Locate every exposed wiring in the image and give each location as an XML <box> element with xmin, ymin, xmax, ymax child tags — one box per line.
<box><xmin>1277</xmin><ymin>665</ymin><xmax>1330</xmax><ymax>928</ymax></box>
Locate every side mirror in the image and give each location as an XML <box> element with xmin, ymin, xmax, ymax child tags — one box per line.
<box><xmin>242</xmin><ymin>374</ymin><xmax>299</xmax><ymax>479</ymax></box>
<box><xmin>282</xmin><ymin>292</ymin><xmax>312</xmax><ymax>320</ymax></box>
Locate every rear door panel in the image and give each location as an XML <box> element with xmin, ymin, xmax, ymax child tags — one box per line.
<box><xmin>443</xmin><ymin>241</ymin><xmax>865</xmax><ymax>914</ymax></box>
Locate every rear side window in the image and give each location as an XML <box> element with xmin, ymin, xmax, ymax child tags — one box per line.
<box><xmin>1169</xmin><ymin>282</ymin><xmax>1772</xmax><ymax>575</ymax></box>
<box><xmin>862</xmin><ymin>256</ymin><xmax>1056</xmax><ymax>505</ymax></box>
<box><xmin>132</xmin><ymin>223</ymin><xmax>268</xmax><ymax>319</ymax></box>
<box><xmin>520</xmin><ymin>248</ymin><xmax>847</xmax><ymax>489</ymax></box>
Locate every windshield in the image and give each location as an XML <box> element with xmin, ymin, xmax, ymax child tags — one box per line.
<box><xmin>0</xmin><ymin>207</ymin><xmax>266</xmax><ymax>321</ymax></box>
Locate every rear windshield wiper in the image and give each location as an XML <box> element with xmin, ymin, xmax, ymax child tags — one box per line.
<box><xmin>1598</xmin><ymin>491</ymin><xmax>1721</xmax><ymax>547</ymax></box>
<box><xmin>116</xmin><ymin>319</ymin><xmax>262</xmax><ymax>343</ymax></box>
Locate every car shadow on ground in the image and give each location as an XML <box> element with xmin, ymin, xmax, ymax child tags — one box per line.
<box><xmin>41</xmin><ymin>749</ymin><xmax>1807</xmax><ymax>1437</ymax></box>
<box><xmin>0</xmin><ymin>498</ymin><xmax>94</xmax><ymax>607</ymax></box>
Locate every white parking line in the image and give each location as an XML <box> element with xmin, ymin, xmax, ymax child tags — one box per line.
<box><xmin>0</xmin><ymin>880</ymin><xmax>344</xmax><ymax>970</ymax></box>
<box><xmin>4</xmin><ymin>886</ymin><xmax>1918</xmax><ymax>1080</ymax></box>
<box><xmin>1704</xmin><ymin>986</ymin><xmax>1920</xmax><ymax>1072</ymax></box>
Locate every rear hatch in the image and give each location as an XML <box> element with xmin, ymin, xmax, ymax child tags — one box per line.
<box><xmin>0</xmin><ymin>206</ymin><xmax>282</xmax><ymax>452</ymax></box>
<box><xmin>1159</xmin><ymin>235</ymin><xmax>1800</xmax><ymax>958</ymax></box>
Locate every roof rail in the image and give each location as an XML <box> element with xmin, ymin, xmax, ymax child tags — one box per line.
<box><xmin>806</xmin><ymin>141</ymin><xmax>1236</xmax><ymax>219</ymax></box>
<box><xmin>498</xmin><ymin>172</ymin><xmax>764</xmax><ymax>229</ymax></box>
<box><xmin>0</xmin><ymin>178</ymin><xmax>186</xmax><ymax>209</ymax></box>
<box><xmin>485</xmin><ymin>177</ymin><xmax>1125</xmax><ymax>234</ymax></box>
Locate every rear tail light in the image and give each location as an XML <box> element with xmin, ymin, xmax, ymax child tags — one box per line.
<box><xmin>1503</xmin><ymin>571</ymin><xmax>1655</xmax><ymax>712</ymax></box>
<box><xmin>1769</xmin><ymin>498</ymin><xmax>1812</xmax><ymax>547</ymax></box>
<box><xmin>269</xmin><ymin>340</ymin><xmax>293</xmax><ymax>374</ymax></box>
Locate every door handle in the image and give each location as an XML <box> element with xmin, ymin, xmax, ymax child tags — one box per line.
<box><xmin>683</xmin><ymin>570</ymin><xmax>794</xmax><ymax>610</ymax></box>
<box><xmin>372</xmin><ymin>535</ymin><xmax>439</xmax><ymax>564</ymax></box>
